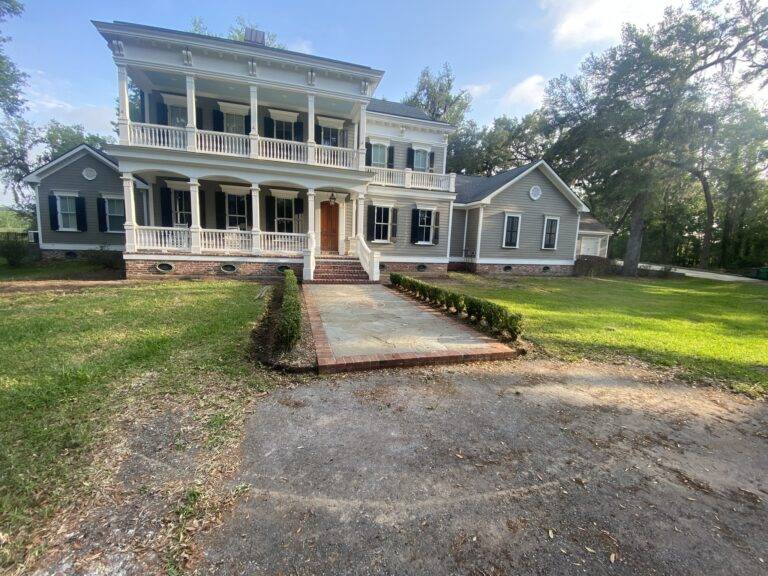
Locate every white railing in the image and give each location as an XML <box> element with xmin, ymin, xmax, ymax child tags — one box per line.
<box><xmin>200</xmin><ymin>229</ymin><xmax>253</xmax><ymax>254</ymax></box>
<box><xmin>135</xmin><ymin>226</ymin><xmax>190</xmax><ymax>251</ymax></box>
<box><xmin>410</xmin><ymin>171</ymin><xmax>452</xmax><ymax>191</ymax></box>
<box><xmin>197</xmin><ymin>130</ymin><xmax>249</xmax><ymax>157</ymax></box>
<box><xmin>259</xmin><ymin>232</ymin><xmax>308</xmax><ymax>254</ymax></box>
<box><xmin>258</xmin><ymin>137</ymin><xmax>308</xmax><ymax>164</ymax></box>
<box><xmin>129</xmin><ymin>123</ymin><xmax>187</xmax><ymax>150</ymax></box>
<box><xmin>355</xmin><ymin>234</ymin><xmax>380</xmax><ymax>282</ymax></box>
<box><xmin>368</xmin><ymin>167</ymin><xmax>406</xmax><ymax>187</ymax></box>
<box><xmin>315</xmin><ymin>144</ymin><xmax>358</xmax><ymax>169</ymax></box>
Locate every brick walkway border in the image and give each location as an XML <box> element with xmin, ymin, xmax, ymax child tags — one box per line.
<box><xmin>303</xmin><ymin>285</ymin><xmax>520</xmax><ymax>374</ymax></box>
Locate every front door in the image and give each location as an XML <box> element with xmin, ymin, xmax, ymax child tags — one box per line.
<box><xmin>320</xmin><ymin>201</ymin><xmax>339</xmax><ymax>253</ymax></box>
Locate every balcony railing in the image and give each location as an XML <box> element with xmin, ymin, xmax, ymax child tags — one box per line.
<box><xmin>134</xmin><ymin>226</ymin><xmax>307</xmax><ymax>256</ymax></box>
<box><xmin>129</xmin><ymin>123</ymin><xmax>187</xmax><ymax>150</ymax></box>
<box><xmin>315</xmin><ymin>144</ymin><xmax>358</xmax><ymax>169</ymax></box>
<box><xmin>197</xmin><ymin>129</ymin><xmax>250</xmax><ymax>157</ymax></box>
<box><xmin>368</xmin><ymin>167</ymin><xmax>455</xmax><ymax>192</ymax></box>
<box><xmin>258</xmin><ymin>137</ymin><xmax>308</xmax><ymax>164</ymax></box>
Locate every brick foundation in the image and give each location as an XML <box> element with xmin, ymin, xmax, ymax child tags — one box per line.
<box><xmin>470</xmin><ymin>263</ymin><xmax>574</xmax><ymax>276</ymax></box>
<box><xmin>124</xmin><ymin>258</ymin><xmax>302</xmax><ymax>281</ymax></box>
<box><xmin>379</xmin><ymin>261</ymin><xmax>449</xmax><ymax>279</ymax></box>
<box><xmin>41</xmin><ymin>248</ymin><xmax>120</xmax><ymax>261</ymax></box>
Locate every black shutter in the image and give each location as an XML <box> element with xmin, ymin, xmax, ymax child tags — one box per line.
<box><xmin>264</xmin><ymin>116</ymin><xmax>275</xmax><ymax>138</ymax></box>
<box><xmin>387</xmin><ymin>145</ymin><xmax>395</xmax><ymax>169</ymax></box>
<box><xmin>97</xmin><ymin>197</ymin><xmax>107</xmax><ymax>232</ymax></box>
<box><xmin>75</xmin><ymin>197</ymin><xmax>87</xmax><ymax>232</ymax></box>
<box><xmin>391</xmin><ymin>208</ymin><xmax>398</xmax><ymax>240</ymax></box>
<box><xmin>199</xmin><ymin>189</ymin><xmax>207</xmax><ymax>228</ymax></box>
<box><xmin>196</xmin><ymin>107</ymin><xmax>203</xmax><ymax>129</ymax></box>
<box><xmin>246</xmin><ymin>193</ymin><xmax>252</xmax><ymax>228</ymax></box>
<box><xmin>212</xmin><ymin>109</ymin><xmax>224</xmax><ymax>132</ymax></box>
<box><xmin>156</xmin><ymin>102</ymin><xmax>168</xmax><ymax>125</ymax></box>
<box><xmin>410</xmin><ymin>208</ymin><xmax>419</xmax><ymax>244</ymax></box>
<box><xmin>244</xmin><ymin>114</ymin><xmax>251</xmax><ymax>135</ymax></box>
<box><xmin>432</xmin><ymin>211</ymin><xmax>440</xmax><ymax>245</ymax></box>
<box><xmin>160</xmin><ymin>187</ymin><xmax>173</xmax><ymax>227</ymax></box>
<box><xmin>48</xmin><ymin>195</ymin><xmax>59</xmax><ymax>231</ymax></box>
<box><xmin>314</xmin><ymin>124</ymin><xmax>322</xmax><ymax>144</ymax></box>
<box><xmin>215</xmin><ymin>191</ymin><xmax>226</xmax><ymax>229</ymax></box>
<box><xmin>429</xmin><ymin>151</ymin><xmax>435</xmax><ymax>172</ymax></box>
<box><xmin>406</xmin><ymin>147</ymin><xmax>415</xmax><ymax>169</ymax></box>
<box><xmin>294</xmin><ymin>197</ymin><xmax>304</xmax><ymax>215</ymax></box>
<box><xmin>366</xmin><ymin>205</ymin><xmax>375</xmax><ymax>242</ymax></box>
<box><xmin>294</xmin><ymin>121</ymin><xmax>304</xmax><ymax>142</ymax></box>
<box><xmin>365</xmin><ymin>142</ymin><xmax>372</xmax><ymax>166</ymax></box>
<box><xmin>265</xmin><ymin>196</ymin><xmax>276</xmax><ymax>231</ymax></box>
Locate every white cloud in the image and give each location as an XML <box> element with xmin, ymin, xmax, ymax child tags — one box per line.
<box><xmin>502</xmin><ymin>75</ymin><xmax>546</xmax><ymax>109</ymax></box>
<box><xmin>540</xmin><ymin>0</ymin><xmax>683</xmax><ymax>48</ymax></box>
<box><xmin>463</xmin><ymin>83</ymin><xmax>493</xmax><ymax>98</ymax></box>
<box><xmin>287</xmin><ymin>38</ymin><xmax>313</xmax><ymax>54</ymax></box>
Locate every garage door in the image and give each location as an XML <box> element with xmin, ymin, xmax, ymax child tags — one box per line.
<box><xmin>580</xmin><ymin>236</ymin><xmax>600</xmax><ymax>256</ymax></box>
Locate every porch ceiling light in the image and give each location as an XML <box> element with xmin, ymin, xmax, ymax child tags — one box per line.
<box><xmin>329</xmin><ymin>192</ymin><xmax>337</xmax><ymax>206</ymax></box>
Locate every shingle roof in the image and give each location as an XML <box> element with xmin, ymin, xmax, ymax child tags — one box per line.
<box><xmin>578</xmin><ymin>214</ymin><xmax>613</xmax><ymax>234</ymax></box>
<box><xmin>454</xmin><ymin>162</ymin><xmax>538</xmax><ymax>204</ymax></box>
<box><xmin>367</xmin><ymin>98</ymin><xmax>451</xmax><ymax>125</ymax></box>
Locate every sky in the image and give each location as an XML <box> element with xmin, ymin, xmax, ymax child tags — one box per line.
<box><xmin>0</xmin><ymin>0</ymin><xmax>719</xmax><ymax>205</ymax></box>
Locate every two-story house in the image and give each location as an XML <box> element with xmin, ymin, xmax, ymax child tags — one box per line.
<box><xmin>24</xmin><ymin>20</ymin><xmax>608</xmax><ymax>281</ymax></box>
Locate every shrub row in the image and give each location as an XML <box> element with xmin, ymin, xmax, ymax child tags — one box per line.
<box><xmin>390</xmin><ymin>273</ymin><xmax>523</xmax><ymax>341</ymax></box>
<box><xmin>275</xmin><ymin>269</ymin><xmax>302</xmax><ymax>351</ymax></box>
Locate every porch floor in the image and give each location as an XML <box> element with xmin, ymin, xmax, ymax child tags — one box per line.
<box><xmin>304</xmin><ymin>284</ymin><xmax>517</xmax><ymax>372</ymax></box>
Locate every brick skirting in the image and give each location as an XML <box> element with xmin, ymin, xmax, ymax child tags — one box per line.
<box><xmin>379</xmin><ymin>261</ymin><xmax>448</xmax><ymax>278</ymax></box>
<box><xmin>124</xmin><ymin>258</ymin><xmax>302</xmax><ymax>280</ymax></box>
<box><xmin>470</xmin><ymin>263</ymin><xmax>574</xmax><ymax>276</ymax></box>
<box><xmin>41</xmin><ymin>249</ymin><xmax>120</xmax><ymax>260</ymax></box>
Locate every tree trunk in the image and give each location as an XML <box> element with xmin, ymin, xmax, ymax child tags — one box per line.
<box><xmin>622</xmin><ymin>188</ymin><xmax>650</xmax><ymax>276</ymax></box>
<box><xmin>696</xmin><ymin>171</ymin><xmax>714</xmax><ymax>269</ymax></box>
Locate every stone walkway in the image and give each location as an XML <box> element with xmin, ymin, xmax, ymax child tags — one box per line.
<box><xmin>304</xmin><ymin>284</ymin><xmax>517</xmax><ymax>372</ymax></box>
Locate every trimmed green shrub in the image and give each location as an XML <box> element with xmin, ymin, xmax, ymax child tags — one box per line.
<box><xmin>276</xmin><ymin>269</ymin><xmax>301</xmax><ymax>351</ymax></box>
<box><xmin>0</xmin><ymin>238</ymin><xmax>30</xmax><ymax>267</ymax></box>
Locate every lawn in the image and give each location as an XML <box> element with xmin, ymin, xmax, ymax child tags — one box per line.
<box><xmin>0</xmin><ymin>280</ymin><xmax>266</xmax><ymax>567</ymax></box>
<box><xmin>0</xmin><ymin>257</ymin><xmax>122</xmax><ymax>281</ymax></box>
<box><xmin>436</xmin><ymin>273</ymin><xmax>768</xmax><ymax>395</ymax></box>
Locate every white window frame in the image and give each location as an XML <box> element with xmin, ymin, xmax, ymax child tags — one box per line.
<box><xmin>224</xmin><ymin>112</ymin><xmax>245</xmax><ymax>135</ymax></box>
<box><xmin>54</xmin><ymin>192</ymin><xmax>78</xmax><ymax>232</ymax></box>
<box><xmin>371</xmin><ymin>143</ymin><xmax>387</xmax><ymax>168</ymax></box>
<box><xmin>542</xmin><ymin>216</ymin><xmax>560</xmax><ymax>250</ymax></box>
<box><xmin>372</xmin><ymin>205</ymin><xmax>391</xmax><ymax>243</ymax></box>
<box><xmin>172</xmin><ymin>189</ymin><xmax>192</xmax><ymax>227</ymax></box>
<box><xmin>103</xmin><ymin>195</ymin><xmax>125</xmax><ymax>233</ymax></box>
<box><xmin>415</xmin><ymin>208</ymin><xmax>435</xmax><ymax>245</ymax></box>
<box><xmin>168</xmin><ymin>105</ymin><xmax>187</xmax><ymax>128</ymax></box>
<box><xmin>274</xmin><ymin>197</ymin><xmax>295</xmax><ymax>233</ymax></box>
<box><xmin>274</xmin><ymin>119</ymin><xmax>294</xmax><ymax>141</ymax></box>
<box><xmin>226</xmin><ymin>193</ymin><xmax>248</xmax><ymax>230</ymax></box>
<box><xmin>413</xmin><ymin>148</ymin><xmax>429</xmax><ymax>172</ymax></box>
<box><xmin>502</xmin><ymin>212</ymin><xmax>522</xmax><ymax>249</ymax></box>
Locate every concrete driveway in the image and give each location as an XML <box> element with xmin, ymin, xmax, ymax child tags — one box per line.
<box><xmin>198</xmin><ymin>360</ymin><xmax>767</xmax><ymax>575</ymax></box>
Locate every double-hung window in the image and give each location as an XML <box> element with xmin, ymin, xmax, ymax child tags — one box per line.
<box><xmin>371</xmin><ymin>144</ymin><xmax>387</xmax><ymax>168</ymax></box>
<box><xmin>415</xmin><ymin>209</ymin><xmax>434</xmax><ymax>243</ymax></box>
<box><xmin>503</xmin><ymin>213</ymin><xmax>521</xmax><ymax>248</ymax></box>
<box><xmin>373</xmin><ymin>206</ymin><xmax>391</xmax><ymax>242</ymax></box>
<box><xmin>320</xmin><ymin>126</ymin><xmax>340</xmax><ymax>147</ymax></box>
<box><xmin>173</xmin><ymin>190</ymin><xmax>192</xmax><ymax>227</ymax></box>
<box><xmin>274</xmin><ymin>120</ymin><xmax>294</xmax><ymax>141</ymax></box>
<box><xmin>227</xmin><ymin>194</ymin><xmax>248</xmax><ymax>230</ymax></box>
<box><xmin>413</xmin><ymin>149</ymin><xmax>429</xmax><ymax>172</ymax></box>
<box><xmin>57</xmin><ymin>194</ymin><xmax>78</xmax><ymax>231</ymax></box>
<box><xmin>542</xmin><ymin>216</ymin><xmax>559</xmax><ymax>250</ymax></box>
<box><xmin>106</xmin><ymin>197</ymin><xmax>125</xmax><ymax>232</ymax></box>
<box><xmin>168</xmin><ymin>105</ymin><xmax>187</xmax><ymax>128</ymax></box>
<box><xmin>224</xmin><ymin>113</ymin><xmax>245</xmax><ymax>135</ymax></box>
<box><xmin>275</xmin><ymin>197</ymin><xmax>294</xmax><ymax>233</ymax></box>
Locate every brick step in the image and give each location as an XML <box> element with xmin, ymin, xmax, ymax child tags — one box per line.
<box><xmin>306</xmin><ymin>279</ymin><xmax>376</xmax><ymax>284</ymax></box>
<box><xmin>314</xmin><ymin>275</ymin><xmax>370</xmax><ymax>280</ymax></box>
<box><xmin>314</xmin><ymin>267</ymin><xmax>367</xmax><ymax>273</ymax></box>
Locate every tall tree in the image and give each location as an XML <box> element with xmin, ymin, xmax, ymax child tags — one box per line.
<box><xmin>40</xmin><ymin>121</ymin><xmax>114</xmax><ymax>163</ymax></box>
<box><xmin>189</xmin><ymin>16</ymin><xmax>283</xmax><ymax>48</ymax></box>
<box><xmin>402</xmin><ymin>63</ymin><xmax>471</xmax><ymax>126</ymax></box>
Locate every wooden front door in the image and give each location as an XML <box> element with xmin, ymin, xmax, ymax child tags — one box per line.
<box><xmin>320</xmin><ymin>201</ymin><xmax>339</xmax><ymax>253</ymax></box>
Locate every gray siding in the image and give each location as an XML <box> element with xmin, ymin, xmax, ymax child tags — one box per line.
<box><xmin>38</xmin><ymin>153</ymin><xmax>126</xmax><ymax>247</ymax></box>
<box><xmin>478</xmin><ymin>170</ymin><xmax>579</xmax><ymax>260</ymax></box>
<box><xmin>449</xmin><ymin>209</ymin><xmax>466</xmax><ymax>258</ymax></box>
<box><xmin>464</xmin><ymin>208</ymin><xmax>480</xmax><ymax>258</ymax></box>
<box><xmin>371</xmin><ymin>139</ymin><xmax>446</xmax><ymax>173</ymax></box>
<box><xmin>363</xmin><ymin>195</ymin><xmax>451</xmax><ymax>258</ymax></box>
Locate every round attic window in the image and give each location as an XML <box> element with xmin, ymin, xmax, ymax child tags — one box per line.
<box><xmin>82</xmin><ymin>167</ymin><xmax>97</xmax><ymax>181</ymax></box>
<box><xmin>529</xmin><ymin>185</ymin><xmax>542</xmax><ymax>201</ymax></box>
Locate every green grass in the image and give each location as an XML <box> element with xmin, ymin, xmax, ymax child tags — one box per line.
<box><xmin>437</xmin><ymin>273</ymin><xmax>768</xmax><ymax>395</ymax></box>
<box><xmin>0</xmin><ymin>280</ymin><xmax>265</xmax><ymax>566</ymax></box>
<box><xmin>0</xmin><ymin>258</ymin><xmax>121</xmax><ymax>281</ymax></box>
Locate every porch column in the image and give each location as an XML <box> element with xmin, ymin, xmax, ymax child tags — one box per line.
<box><xmin>189</xmin><ymin>178</ymin><xmax>201</xmax><ymax>254</ymax></box>
<box><xmin>249</xmin><ymin>85</ymin><xmax>260</xmax><ymax>159</ymax></box>
<box><xmin>121</xmin><ymin>173</ymin><xmax>136</xmax><ymax>252</ymax></box>
<box><xmin>250</xmin><ymin>184</ymin><xmax>261</xmax><ymax>254</ymax></box>
<box><xmin>306</xmin><ymin>189</ymin><xmax>316</xmax><ymax>250</ymax></box>
<box><xmin>117</xmin><ymin>66</ymin><xmax>130</xmax><ymax>145</ymax></box>
<box><xmin>356</xmin><ymin>192</ymin><xmax>366</xmax><ymax>239</ymax></box>
<box><xmin>307</xmin><ymin>94</ymin><xmax>316</xmax><ymax>164</ymax></box>
<box><xmin>358</xmin><ymin>103</ymin><xmax>367</xmax><ymax>170</ymax></box>
<box><xmin>186</xmin><ymin>75</ymin><xmax>197</xmax><ymax>152</ymax></box>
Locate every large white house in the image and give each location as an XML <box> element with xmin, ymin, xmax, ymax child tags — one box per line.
<box><xmin>24</xmin><ymin>21</ymin><xmax>609</xmax><ymax>281</ymax></box>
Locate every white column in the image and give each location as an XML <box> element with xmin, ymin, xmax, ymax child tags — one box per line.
<box><xmin>122</xmin><ymin>173</ymin><xmax>136</xmax><ymax>252</ymax></box>
<box><xmin>249</xmin><ymin>85</ymin><xmax>260</xmax><ymax>159</ymax></box>
<box><xmin>186</xmin><ymin>75</ymin><xmax>197</xmax><ymax>152</ymax></box>
<box><xmin>189</xmin><ymin>178</ymin><xmax>201</xmax><ymax>254</ymax></box>
<box><xmin>351</xmin><ymin>122</ymin><xmax>358</xmax><ymax>150</ymax></box>
<box><xmin>306</xmin><ymin>189</ymin><xmax>316</xmax><ymax>249</ymax></box>
<box><xmin>357</xmin><ymin>192</ymin><xmax>366</xmax><ymax>238</ymax></box>
<box><xmin>475</xmin><ymin>206</ymin><xmax>484</xmax><ymax>259</ymax></box>
<box><xmin>307</xmin><ymin>94</ymin><xmax>316</xmax><ymax>165</ymax></box>
<box><xmin>351</xmin><ymin>194</ymin><xmax>357</xmax><ymax>236</ymax></box>
<box><xmin>446</xmin><ymin>201</ymin><xmax>454</xmax><ymax>258</ymax></box>
<box><xmin>251</xmin><ymin>184</ymin><xmax>261</xmax><ymax>254</ymax></box>
<box><xmin>117</xmin><ymin>66</ymin><xmax>130</xmax><ymax>145</ymax></box>
<box><xmin>358</xmin><ymin>103</ymin><xmax>367</xmax><ymax>170</ymax></box>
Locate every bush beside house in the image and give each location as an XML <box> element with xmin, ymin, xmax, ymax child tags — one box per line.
<box><xmin>276</xmin><ymin>269</ymin><xmax>302</xmax><ymax>351</ymax></box>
